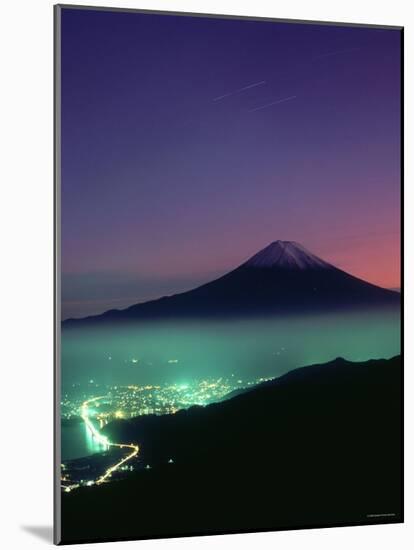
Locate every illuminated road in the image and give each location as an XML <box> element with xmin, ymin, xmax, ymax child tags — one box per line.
<box><xmin>80</xmin><ymin>396</ymin><xmax>139</xmax><ymax>486</ymax></box>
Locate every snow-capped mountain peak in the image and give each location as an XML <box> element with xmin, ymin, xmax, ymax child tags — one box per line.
<box><xmin>244</xmin><ymin>241</ymin><xmax>333</xmax><ymax>270</ymax></box>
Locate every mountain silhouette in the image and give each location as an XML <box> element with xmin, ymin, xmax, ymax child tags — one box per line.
<box><xmin>64</xmin><ymin>240</ymin><xmax>399</xmax><ymax>325</ymax></box>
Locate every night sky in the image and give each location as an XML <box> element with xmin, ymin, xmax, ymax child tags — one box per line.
<box><xmin>61</xmin><ymin>8</ymin><xmax>401</xmax><ymax>319</ymax></box>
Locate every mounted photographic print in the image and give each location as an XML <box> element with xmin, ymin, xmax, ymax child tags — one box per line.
<box><xmin>54</xmin><ymin>5</ymin><xmax>403</xmax><ymax>545</ymax></box>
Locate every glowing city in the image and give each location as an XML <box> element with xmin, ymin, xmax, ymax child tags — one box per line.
<box><xmin>60</xmin><ymin>373</ymin><xmax>275</xmax><ymax>491</ymax></box>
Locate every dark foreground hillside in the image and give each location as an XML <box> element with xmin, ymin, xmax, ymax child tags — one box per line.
<box><xmin>61</xmin><ymin>356</ymin><xmax>402</xmax><ymax>544</ymax></box>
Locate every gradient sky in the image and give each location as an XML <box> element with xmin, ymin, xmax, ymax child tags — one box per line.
<box><xmin>61</xmin><ymin>8</ymin><xmax>401</xmax><ymax>319</ymax></box>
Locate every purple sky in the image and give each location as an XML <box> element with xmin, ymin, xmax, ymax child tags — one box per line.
<box><xmin>61</xmin><ymin>8</ymin><xmax>401</xmax><ymax>319</ymax></box>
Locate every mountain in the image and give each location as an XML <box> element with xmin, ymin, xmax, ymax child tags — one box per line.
<box><xmin>61</xmin><ymin>355</ymin><xmax>402</xmax><ymax>543</ymax></box>
<box><xmin>63</xmin><ymin>240</ymin><xmax>399</xmax><ymax>325</ymax></box>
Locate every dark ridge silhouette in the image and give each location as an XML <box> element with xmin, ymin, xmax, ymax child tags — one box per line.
<box><xmin>63</xmin><ymin>241</ymin><xmax>399</xmax><ymax>326</ymax></box>
<box><xmin>61</xmin><ymin>355</ymin><xmax>402</xmax><ymax>543</ymax></box>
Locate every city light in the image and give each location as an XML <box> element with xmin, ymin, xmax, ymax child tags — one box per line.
<box><xmin>79</xmin><ymin>396</ymin><xmax>139</xmax><ymax>488</ymax></box>
<box><xmin>61</xmin><ymin>373</ymin><xmax>276</xmax><ymax>491</ymax></box>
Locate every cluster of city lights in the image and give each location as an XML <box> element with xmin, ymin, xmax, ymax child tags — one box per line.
<box><xmin>61</xmin><ymin>373</ymin><xmax>275</xmax><ymax>491</ymax></box>
<box><xmin>63</xmin><ymin>396</ymin><xmax>139</xmax><ymax>492</ymax></box>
